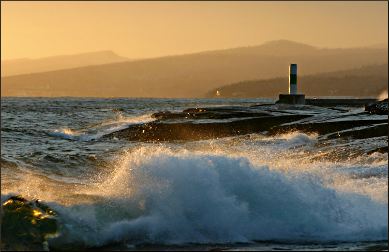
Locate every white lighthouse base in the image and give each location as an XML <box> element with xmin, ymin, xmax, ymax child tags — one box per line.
<box><xmin>277</xmin><ymin>94</ymin><xmax>306</xmax><ymax>105</ymax></box>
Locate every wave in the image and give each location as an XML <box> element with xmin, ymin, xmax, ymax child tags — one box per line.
<box><xmin>16</xmin><ymin>146</ymin><xmax>383</xmax><ymax>248</ymax></box>
<box><xmin>261</xmin><ymin>131</ymin><xmax>318</xmax><ymax>148</ymax></box>
<box><xmin>48</xmin><ymin>113</ymin><xmax>154</xmax><ymax>141</ymax></box>
<box><xmin>49</xmin><ymin>128</ymin><xmax>80</xmax><ymax>140</ymax></box>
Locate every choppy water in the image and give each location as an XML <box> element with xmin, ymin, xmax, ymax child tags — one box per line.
<box><xmin>1</xmin><ymin>97</ymin><xmax>387</xmax><ymax>251</ymax></box>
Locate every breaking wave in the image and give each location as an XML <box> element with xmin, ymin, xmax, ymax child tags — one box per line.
<box><xmin>24</xmin><ymin>146</ymin><xmax>385</xmax><ymax>248</ymax></box>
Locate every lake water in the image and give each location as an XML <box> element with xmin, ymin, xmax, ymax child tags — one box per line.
<box><xmin>1</xmin><ymin>97</ymin><xmax>387</xmax><ymax>251</ymax></box>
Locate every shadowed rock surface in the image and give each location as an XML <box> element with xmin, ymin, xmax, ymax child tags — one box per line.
<box><xmin>1</xmin><ymin>195</ymin><xmax>58</xmax><ymax>251</ymax></box>
<box><xmin>365</xmin><ymin>99</ymin><xmax>388</xmax><ymax>115</ymax></box>
<box><xmin>269</xmin><ymin>120</ymin><xmax>388</xmax><ymax>137</ymax></box>
<box><xmin>152</xmin><ymin>109</ymin><xmax>272</xmax><ymax>120</ymax></box>
<box><xmin>108</xmin><ymin>114</ymin><xmax>310</xmax><ymax>141</ymax></box>
<box><xmin>105</xmin><ymin>103</ymin><xmax>388</xmax><ymax>151</ymax></box>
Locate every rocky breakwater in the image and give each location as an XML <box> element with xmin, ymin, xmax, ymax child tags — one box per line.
<box><xmin>105</xmin><ymin>103</ymin><xmax>388</xmax><ymax>154</ymax></box>
<box><xmin>106</xmin><ymin>106</ymin><xmax>310</xmax><ymax>141</ymax></box>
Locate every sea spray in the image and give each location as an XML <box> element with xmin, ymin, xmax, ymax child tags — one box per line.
<box><xmin>41</xmin><ymin>147</ymin><xmax>387</xmax><ymax>248</ymax></box>
<box><xmin>48</xmin><ymin>113</ymin><xmax>154</xmax><ymax>141</ymax></box>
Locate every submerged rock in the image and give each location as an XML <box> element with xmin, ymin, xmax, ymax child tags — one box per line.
<box><xmin>365</xmin><ymin>99</ymin><xmax>388</xmax><ymax>115</ymax></box>
<box><xmin>1</xmin><ymin>195</ymin><xmax>58</xmax><ymax>251</ymax></box>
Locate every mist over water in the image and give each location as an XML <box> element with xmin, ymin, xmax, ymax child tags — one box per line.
<box><xmin>1</xmin><ymin>98</ymin><xmax>387</xmax><ymax>250</ymax></box>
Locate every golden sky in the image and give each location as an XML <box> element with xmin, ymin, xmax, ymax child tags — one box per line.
<box><xmin>1</xmin><ymin>1</ymin><xmax>388</xmax><ymax>60</ymax></box>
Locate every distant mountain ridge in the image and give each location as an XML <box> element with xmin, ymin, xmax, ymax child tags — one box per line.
<box><xmin>2</xmin><ymin>40</ymin><xmax>387</xmax><ymax>97</ymax></box>
<box><xmin>1</xmin><ymin>50</ymin><xmax>129</xmax><ymax>77</ymax></box>
<box><xmin>208</xmin><ymin>40</ymin><xmax>318</xmax><ymax>57</ymax></box>
<box><xmin>207</xmin><ymin>64</ymin><xmax>388</xmax><ymax>98</ymax></box>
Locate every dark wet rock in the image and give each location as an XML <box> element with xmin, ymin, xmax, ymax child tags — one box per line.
<box><xmin>250</xmin><ymin>103</ymin><xmax>277</xmax><ymax>107</ymax></box>
<box><xmin>325</xmin><ymin>123</ymin><xmax>388</xmax><ymax>140</ymax></box>
<box><xmin>367</xmin><ymin>146</ymin><xmax>388</xmax><ymax>154</ymax></box>
<box><xmin>269</xmin><ymin>119</ymin><xmax>388</xmax><ymax>137</ymax></box>
<box><xmin>1</xmin><ymin>195</ymin><xmax>58</xmax><ymax>251</ymax></box>
<box><xmin>365</xmin><ymin>99</ymin><xmax>388</xmax><ymax>115</ymax></box>
<box><xmin>152</xmin><ymin>109</ymin><xmax>272</xmax><ymax>120</ymax></box>
<box><xmin>106</xmin><ymin>114</ymin><xmax>311</xmax><ymax>141</ymax></box>
<box><xmin>107</xmin><ymin>103</ymin><xmax>388</xmax><ymax>142</ymax></box>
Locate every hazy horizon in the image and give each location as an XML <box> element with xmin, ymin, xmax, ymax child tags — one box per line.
<box><xmin>2</xmin><ymin>1</ymin><xmax>388</xmax><ymax>60</ymax></box>
<box><xmin>1</xmin><ymin>39</ymin><xmax>388</xmax><ymax>62</ymax></box>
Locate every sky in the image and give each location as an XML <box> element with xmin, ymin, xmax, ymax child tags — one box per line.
<box><xmin>1</xmin><ymin>1</ymin><xmax>388</xmax><ymax>60</ymax></box>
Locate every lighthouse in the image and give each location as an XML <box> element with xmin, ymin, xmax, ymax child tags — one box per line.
<box><xmin>289</xmin><ymin>64</ymin><xmax>297</xmax><ymax>95</ymax></box>
<box><xmin>277</xmin><ymin>64</ymin><xmax>305</xmax><ymax>105</ymax></box>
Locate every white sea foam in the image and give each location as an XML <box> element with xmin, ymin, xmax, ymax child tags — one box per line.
<box><xmin>40</xmin><ymin>146</ymin><xmax>387</xmax><ymax>247</ymax></box>
<box><xmin>263</xmin><ymin>131</ymin><xmax>318</xmax><ymax>147</ymax></box>
<box><xmin>48</xmin><ymin>114</ymin><xmax>154</xmax><ymax>141</ymax></box>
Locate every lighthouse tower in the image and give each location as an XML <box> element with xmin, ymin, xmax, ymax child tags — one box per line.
<box><xmin>289</xmin><ymin>64</ymin><xmax>298</xmax><ymax>95</ymax></box>
<box><xmin>277</xmin><ymin>64</ymin><xmax>305</xmax><ymax>105</ymax></box>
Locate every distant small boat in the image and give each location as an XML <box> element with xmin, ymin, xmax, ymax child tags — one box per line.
<box><xmin>216</xmin><ymin>90</ymin><xmax>221</xmax><ymax>96</ymax></box>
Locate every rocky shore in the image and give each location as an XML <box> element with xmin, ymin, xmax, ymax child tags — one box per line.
<box><xmin>105</xmin><ymin>100</ymin><xmax>388</xmax><ymax>155</ymax></box>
